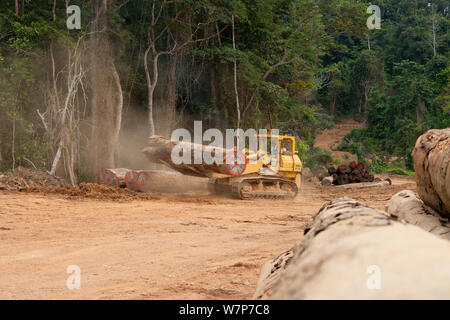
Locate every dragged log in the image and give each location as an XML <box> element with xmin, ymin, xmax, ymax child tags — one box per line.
<box><xmin>125</xmin><ymin>171</ymin><xmax>140</xmax><ymax>192</ymax></box>
<box><xmin>386</xmin><ymin>190</ymin><xmax>450</xmax><ymax>241</ymax></box>
<box><xmin>412</xmin><ymin>128</ymin><xmax>450</xmax><ymax>217</ymax></box>
<box><xmin>142</xmin><ymin>136</ymin><xmax>235</xmax><ymax>178</ymax></box>
<box><xmin>98</xmin><ymin>168</ymin><xmax>130</xmax><ymax>188</ymax></box>
<box><xmin>137</xmin><ymin>171</ymin><xmax>151</xmax><ymax>193</ymax></box>
<box><xmin>136</xmin><ymin>169</ymin><xmax>208</xmax><ymax>193</ymax></box>
<box><xmin>254</xmin><ymin>197</ymin><xmax>450</xmax><ymax>300</ymax></box>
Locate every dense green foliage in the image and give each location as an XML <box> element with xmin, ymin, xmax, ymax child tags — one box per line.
<box><xmin>332</xmin><ymin>0</ymin><xmax>449</xmax><ymax>170</ymax></box>
<box><xmin>0</xmin><ymin>0</ymin><xmax>448</xmax><ymax>179</ymax></box>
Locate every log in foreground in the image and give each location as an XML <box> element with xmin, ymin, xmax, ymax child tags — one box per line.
<box><xmin>412</xmin><ymin>128</ymin><xmax>450</xmax><ymax>217</ymax></box>
<box><xmin>386</xmin><ymin>190</ymin><xmax>450</xmax><ymax>241</ymax></box>
<box><xmin>254</xmin><ymin>197</ymin><xmax>450</xmax><ymax>300</ymax></box>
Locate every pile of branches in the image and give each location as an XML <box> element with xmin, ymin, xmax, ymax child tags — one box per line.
<box><xmin>0</xmin><ymin>166</ymin><xmax>67</xmax><ymax>190</ymax></box>
<box><xmin>327</xmin><ymin>162</ymin><xmax>375</xmax><ymax>186</ymax></box>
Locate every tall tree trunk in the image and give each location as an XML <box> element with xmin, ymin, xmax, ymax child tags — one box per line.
<box><xmin>431</xmin><ymin>4</ymin><xmax>437</xmax><ymax>57</ymax></box>
<box><xmin>163</xmin><ymin>54</ymin><xmax>178</xmax><ymax>138</ymax></box>
<box><xmin>232</xmin><ymin>14</ymin><xmax>241</xmax><ymax>128</ymax></box>
<box><xmin>144</xmin><ymin>46</ymin><xmax>158</xmax><ymax>137</ymax></box>
<box><xmin>49</xmin><ymin>0</ymin><xmax>62</xmax><ymax>176</ymax></box>
<box><xmin>15</xmin><ymin>0</ymin><xmax>19</xmax><ymax>15</ymax></box>
<box><xmin>210</xmin><ymin>60</ymin><xmax>221</xmax><ymax>127</ymax></box>
<box><xmin>330</xmin><ymin>89</ymin><xmax>337</xmax><ymax>116</ymax></box>
<box><xmin>416</xmin><ymin>95</ymin><xmax>426</xmax><ymax>123</ymax></box>
<box><xmin>89</xmin><ymin>0</ymin><xmax>123</xmax><ymax>177</ymax></box>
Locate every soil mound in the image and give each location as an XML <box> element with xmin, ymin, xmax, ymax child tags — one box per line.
<box><xmin>30</xmin><ymin>183</ymin><xmax>159</xmax><ymax>201</ymax></box>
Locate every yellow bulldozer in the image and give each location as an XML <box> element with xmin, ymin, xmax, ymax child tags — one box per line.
<box><xmin>142</xmin><ymin>134</ymin><xmax>302</xmax><ymax>200</ymax></box>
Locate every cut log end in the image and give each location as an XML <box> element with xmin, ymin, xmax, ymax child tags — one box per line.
<box><xmin>412</xmin><ymin>128</ymin><xmax>450</xmax><ymax>217</ymax></box>
<box><xmin>125</xmin><ymin>171</ymin><xmax>141</xmax><ymax>192</ymax></box>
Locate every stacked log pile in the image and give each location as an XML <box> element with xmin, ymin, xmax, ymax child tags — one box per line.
<box><xmin>323</xmin><ymin>161</ymin><xmax>375</xmax><ymax>186</ymax></box>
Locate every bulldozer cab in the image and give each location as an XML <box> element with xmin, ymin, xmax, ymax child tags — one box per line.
<box><xmin>280</xmin><ymin>138</ymin><xmax>295</xmax><ymax>156</ymax></box>
<box><xmin>254</xmin><ymin>134</ymin><xmax>301</xmax><ymax>173</ymax></box>
<box><xmin>255</xmin><ymin>134</ymin><xmax>296</xmax><ymax>156</ymax></box>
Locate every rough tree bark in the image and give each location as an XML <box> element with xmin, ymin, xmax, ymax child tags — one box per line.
<box><xmin>136</xmin><ymin>169</ymin><xmax>207</xmax><ymax>193</ymax></box>
<box><xmin>232</xmin><ymin>14</ymin><xmax>241</xmax><ymax>128</ymax></box>
<box><xmin>412</xmin><ymin>128</ymin><xmax>450</xmax><ymax>217</ymax></box>
<box><xmin>386</xmin><ymin>190</ymin><xmax>450</xmax><ymax>241</ymax></box>
<box><xmin>90</xmin><ymin>0</ymin><xmax>123</xmax><ymax>177</ymax></box>
<box><xmin>98</xmin><ymin>168</ymin><xmax>130</xmax><ymax>187</ymax></box>
<box><xmin>162</xmin><ymin>53</ymin><xmax>178</xmax><ymax>138</ymax></box>
<box><xmin>254</xmin><ymin>197</ymin><xmax>450</xmax><ymax>300</ymax></box>
<box><xmin>142</xmin><ymin>135</ymin><xmax>234</xmax><ymax>177</ymax></box>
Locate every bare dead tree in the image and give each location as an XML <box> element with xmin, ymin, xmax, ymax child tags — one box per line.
<box><xmin>427</xmin><ymin>3</ymin><xmax>439</xmax><ymax>57</ymax></box>
<box><xmin>143</xmin><ymin>0</ymin><xmax>226</xmax><ymax>136</ymax></box>
<box><xmin>38</xmin><ymin>35</ymin><xmax>88</xmax><ymax>186</ymax></box>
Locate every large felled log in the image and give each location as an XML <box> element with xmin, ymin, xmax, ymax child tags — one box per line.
<box><xmin>125</xmin><ymin>171</ymin><xmax>140</xmax><ymax>192</ymax></box>
<box><xmin>136</xmin><ymin>169</ymin><xmax>208</xmax><ymax>193</ymax></box>
<box><xmin>142</xmin><ymin>136</ymin><xmax>235</xmax><ymax>178</ymax></box>
<box><xmin>98</xmin><ymin>168</ymin><xmax>130</xmax><ymax>188</ymax></box>
<box><xmin>412</xmin><ymin>128</ymin><xmax>450</xmax><ymax>217</ymax></box>
<box><xmin>254</xmin><ymin>197</ymin><xmax>450</xmax><ymax>300</ymax></box>
<box><xmin>333</xmin><ymin>178</ymin><xmax>391</xmax><ymax>189</ymax></box>
<box><xmin>386</xmin><ymin>190</ymin><xmax>450</xmax><ymax>241</ymax></box>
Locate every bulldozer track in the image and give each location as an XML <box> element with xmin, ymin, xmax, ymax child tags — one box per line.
<box><xmin>231</xmin><ymin>177</ymin><xmax>298</xmax><ymax>200</ymax></box>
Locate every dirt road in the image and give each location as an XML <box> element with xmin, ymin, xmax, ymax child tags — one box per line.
<box><xmin>314</xmin><ymin>119</ymin><xmax>366</xmax><ymax>162</ymax></box>
<box><xmin>0</xmin><ymin>175</ymin><xmax>415</xmax><ymax>300</ymax></box>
